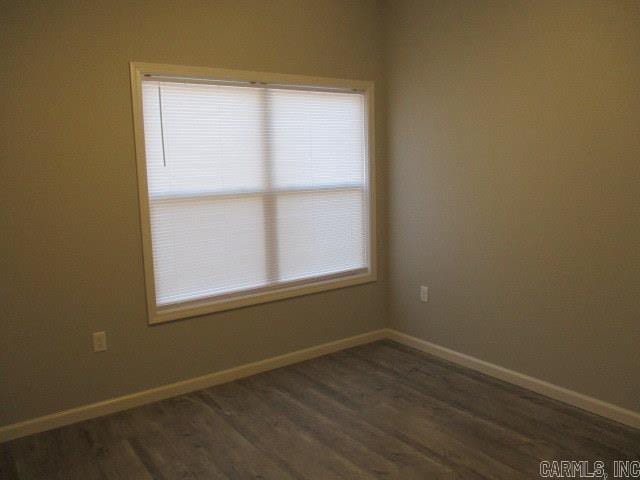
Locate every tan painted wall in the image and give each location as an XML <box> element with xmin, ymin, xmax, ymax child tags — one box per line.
<box><xmin>3</xmin><ymin>0</ymin><xmax>639</xmax><ymax>427</ymax></box>
<box><xmin>0</xmin><ymin>0</ymin><xmax>388</xmax><ymax>426</ymax></box>
<box><xmin>386</xmin><ymin>0</ymin><xmax>640</xmax><ymax>412</ymax></box>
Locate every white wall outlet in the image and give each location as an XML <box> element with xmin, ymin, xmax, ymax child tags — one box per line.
<box><xmin>420</xmin><ymin>286</ymin><xmax>429</xmax><ymax>303</ymax></box>
<box><xmin>92</xmin><ymin>331</ymin><xmax>107</xmax><ymax>352</ymax></box>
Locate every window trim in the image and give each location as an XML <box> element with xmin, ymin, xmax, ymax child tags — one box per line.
<box><xmin>130</xmin><ymin>62</ymin><xmax>377</xmax><ymax>325</ymax></box>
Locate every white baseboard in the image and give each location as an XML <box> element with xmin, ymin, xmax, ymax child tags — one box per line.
<box><xmin>385</xmin><ymin>329</ymin><xmax>640</xmax><ymax>430</ymax></box>
<box><xmin>0</xmin><ymin>329</ymin><xmax>386</xmax><ymax>443</ymax></box>
<box><xmin>3</xmin><ymin>327</ymin><xmax>638</xmax><ymax>442</ymax></box>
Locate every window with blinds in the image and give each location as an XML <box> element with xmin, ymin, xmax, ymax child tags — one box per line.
<box><xmin>131</xmin><ymin>63</ymin><xmax>375</xmax><ymax>323</ymax></box>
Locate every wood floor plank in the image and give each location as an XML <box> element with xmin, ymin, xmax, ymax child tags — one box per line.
<box><xmin>10</xmin><ymin>427</ymin><xmax>105</xmax><ymax>480</ymax></box>
<box><xmin>240</xmin><ymin>372</ymin><xmax>428</xmax><ymax>479</ymax></box>
<box><xmin>330</xmin><ymin>349</ymin><xmax>555</xmax><ymax>476</ymax></box>
<box><xmin>383</xmin><ymin>340</ymin><xmax>640</xmax><ymax>444</ymax></box>
<box><xmin>261</xmin><ymin>368</ymin><xmax>456</xmax><ymax>479</ymax></box>
<box><xmin>125</xmin><ymin>400</ymin><xmax>227</xmax><ymax>480</ymax></box>
<box><xmin>1</xmin><ymin>340</ymin><xmax>638</xmax><ymax>479</ymax></box>
<box><xmin>0</xmin><ymin>443</ymin><xmax>19</xmax><ymax>480</ymax></box>
<box><xmin>197</xmin><ymin>381</ymin><xmax>376</xmax><ymax>480</ymax></box>
<box><xmin>163</xmin><ymin>394</ymin><xmax>297</xmax><ymax>480</ymax></box>
<box><xmin>291</xmin><ymin>355</ymin><xmax>525</xmax><ymax>479</ymax></box>
<box><xmin>354</xmin><ymin>341</ymin><xmax>640</xmax><ymax>460</ymax></box>
<box><xmin>92</xmin><ymin>439</ymin><xmax>154</xmax><ymax>480</ymax></box>
<box><xmin>386</xmin><ymin>340</ymin><xmax>640</xmax><ymax>450</ymax></box>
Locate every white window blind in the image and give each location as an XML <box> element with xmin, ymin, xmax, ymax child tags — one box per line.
<box><xmin>136</xmin><ymin>67</ymin><xmax>373</xmax><ymax>321</ymax></box>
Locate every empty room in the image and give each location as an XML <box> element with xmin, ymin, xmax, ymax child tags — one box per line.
<box><xmin>1</xmin><ymin>0</ymin><xmax>639</xmax><ymax>478</ymax></box>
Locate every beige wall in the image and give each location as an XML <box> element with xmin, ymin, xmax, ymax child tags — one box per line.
<box><xmin>386</xmin><ymin>0</ymin><xmax>640</xmax><ymax>412</ymax></box>
<box><xmin>0</xmin><ymin>0</ymin><xmax>387</xmax><ymax>426</ymax></box>
<box><xmin>3</xmin><ymin>0</ymin><xmax>639</xmax><ymax>428</ymax></box>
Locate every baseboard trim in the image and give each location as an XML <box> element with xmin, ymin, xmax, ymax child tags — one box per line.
<box><xmin>385</xmin><ymin>328</ymin><xmax>640</xmax><ymax>430</ymax></box>
<box><xmin>3</xmin><ymin>327</ymin><xmax>638</xmax><ymax>442</ymax></box>
<box><xmin>0</xmin><ymin>329</ymin><xmax>386</xmax><ymax>443</ymax></box>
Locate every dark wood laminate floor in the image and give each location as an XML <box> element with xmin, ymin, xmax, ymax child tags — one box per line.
<box><xmin>1</xmin><ymin>340</ymin><xmax>638</xmax><ymax>479</ymax></box>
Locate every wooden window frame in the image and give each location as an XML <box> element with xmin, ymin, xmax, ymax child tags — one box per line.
<box><xmin>130</xmin><ymin>62</ymin><xmax>377</xmax><ymax>324</ymax></box>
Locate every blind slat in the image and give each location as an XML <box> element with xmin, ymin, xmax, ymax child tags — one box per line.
<box><xmin>141</xmin><ymin>79</ymin><xmax>369</xmax><ymax>307</ymax></box>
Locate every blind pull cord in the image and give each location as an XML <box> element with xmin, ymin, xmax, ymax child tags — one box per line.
<box><xmin>158</xmin><ymin>85</ymin><xmax>167</xmax><ymax>167</ymax></box>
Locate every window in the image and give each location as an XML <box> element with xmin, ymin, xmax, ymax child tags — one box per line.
<box><xmin>130</xmin><ymin>63</ymin><xmax>376</xmax><ymax>324</ymax></box>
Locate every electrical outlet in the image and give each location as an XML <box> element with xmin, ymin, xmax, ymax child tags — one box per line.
<box><xmin>420</xmin><ymin>286</ymin><xmax>429</xmax><ymax>303</ymax></box>
<box><xmin>92</xmin><ymin>331</ymin><xmax>107</xmax><ymax>352</ymax></box>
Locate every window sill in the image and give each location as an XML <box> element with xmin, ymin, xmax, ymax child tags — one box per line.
<box><xmin>148</xmin><ymin>269</ymin><xmax>377</xmax><ymax>325</ymax></box>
